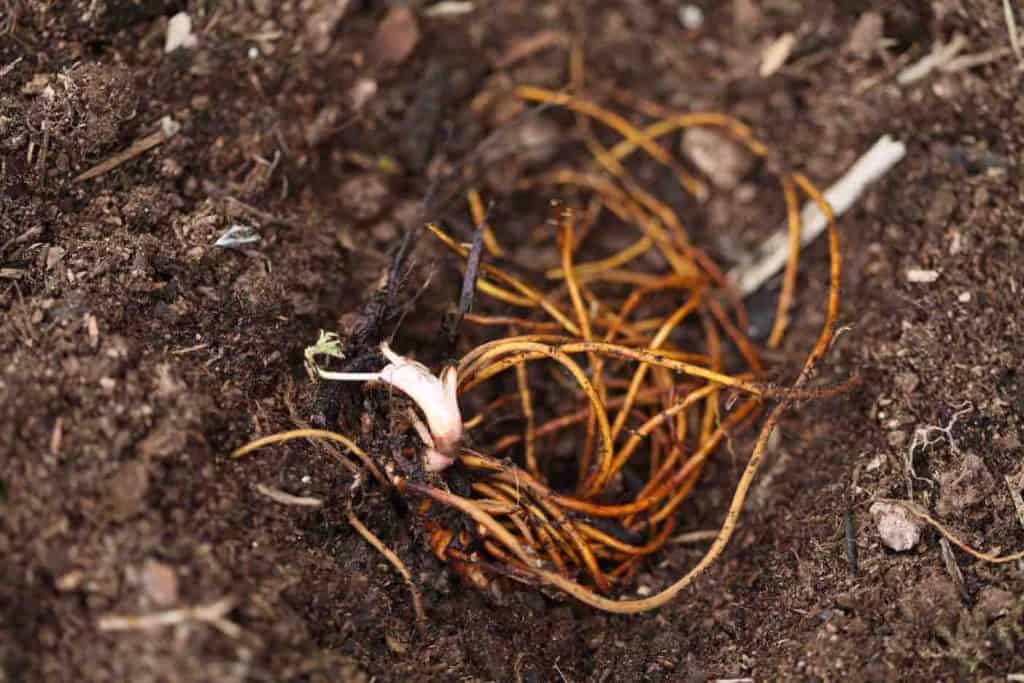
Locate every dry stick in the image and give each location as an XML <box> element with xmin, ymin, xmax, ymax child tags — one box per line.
<box><xmin>255</xmin><ymin>483</ymin><xmax>324</xmax><ymax>507</ymax></box>
<box><xmin>729</xmin><ymin>135</ymin><xmax>906</xmax><ymax>297</ymax></box>
<box><xmin>1005</xmin><ymin>0</ymin><xmax>1023</xmax><ymax>65</ymax></box>
<box><xmin>670</xmin><ymin>529</ymin><xmax>721</xmax><ymax>545</ymax></box>
<box><xmin>346</xmin><ymin>504</ymin><xmax>427</xmax><ymax>633</ymax></box>
<box><xmin>897</xmin><ymin>34</ymin><xmax>968</xmax><ymax>85</ymax></box>
<box><xmin>426</xmin><ymin>223</ymin><xmax>582</xmax><ymax>335</ymax></box>
<box><xmin>74</xmin><ymin>116</ymin><xmax>181</xmax><ymax>183</ymax></box>
<box><xmin>97</xmin><ymin>598</ymin><xmax>240</xmax><ymax>638</ymax></box>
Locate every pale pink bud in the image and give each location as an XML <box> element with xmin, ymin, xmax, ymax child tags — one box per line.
<box><xmin>377</xmin><ymin>345</ymin><xmax>463</xmax><ymax>456</ymax></box>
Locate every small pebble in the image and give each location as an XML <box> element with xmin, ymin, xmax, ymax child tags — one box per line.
<box><xmin>869</xmin><ymin>501</ymin><xmax>922</xmax><ymax>551</ymax></box>
<box><xmin>165</xmin><ymin>12</ymin><xmax>198</xmax><ymax>53</ymax></box>
<box><xmin>141</xmin><ymin>559</ymin><xmax>178</xmax><ymax>606</ymax></box>
<box><xmin>958</xmin><ymin>291</ymin><xmax>971</xmax><ymax>303</ymax></box>
<box><xmin>678</xmin><ymin>5</ymin><xmax>704</xmax><ymax>30</ymax></box>
<box><xmin>349</xmin><ymin>78</ymin><xmax>378</xmax><ymax>112</ymax></box>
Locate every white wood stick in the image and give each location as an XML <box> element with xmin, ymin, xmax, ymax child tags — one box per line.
<box><xmin>729</xmin><ymin>135</ymin><xmax>907</xmax><ymax>297</ymax></box>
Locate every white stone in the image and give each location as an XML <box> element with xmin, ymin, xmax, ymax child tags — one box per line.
<box><xmin>870</xmin><ymin>501</ymin><xmax>922</xmax><ymax>551</ymax></box>
<box><xmin>165</xmin><ymin>13</ymin><xmax>198</xmax><ymax>53</ymax></box>
<box><xmin>678</xmin><ymin>5</ymin><xmax>704</xmax><ymax>30</ymax></box>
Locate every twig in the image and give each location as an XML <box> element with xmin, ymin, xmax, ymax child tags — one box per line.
<box><xmin>0</xmin><ymin>56</ymin><xmax>22</xmax><ymax>80</ymax></box>
<box><xmin>730</xmin><ymin>135</ymin><xmax>906</xmax><ymax>297</ymax></box>
<box><xmin>255</xmin><ymin>483</ymin><xmax>323</xmax><ymax>507</ymax></box>
<box><xmin>346</xmin><ymin>504</ymin><xmax>427</xmax><ymax>634</ymax></box>
<box><xmin>423</xmin><ymin>2</ymin><xmax>476</xmax><ymax>19</ymax></box>
<box><xmin>669</xmin><ymin>529</ymin><xmax>720</xmax><ymax>545</ymax></box>
<box><xmin>1005</xmin><ymin>0</ymin><xmax>1023</xmax><ymax>66</ymax></box>
<box><xmin>97</xmin><ymin>597</ymin><xmax>241</xmax><ymax>638</ymax></box>
<box><xmin>897</xmin><ymin>34</ymin><xmax>968</xmax><ymax>85</ymax></box>
<box><xmin>74</xmin><ymin>116</ymin><xmax>181</xmax><ymax>183</ymax></box>
<box><xmin>943</xmin><ymin>47</ymin><xmax>1013</xmax><ymax>73</ymax></box>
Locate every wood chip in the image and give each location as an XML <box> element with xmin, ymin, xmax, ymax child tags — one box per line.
<box><xmin>759</xmin><ymin>32</ymin><xmax>797</xmax><ymax>77</ymax></box>
<box><xmin>86</xmin><ymin>313</ymin><xmax>99</xmax><ymax>348</ymax></box>
<box><xmin>423</xmin><ymin>1</ymin><xmax>475</xmax><ymax>18</ymax></box>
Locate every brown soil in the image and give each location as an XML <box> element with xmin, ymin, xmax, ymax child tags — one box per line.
<box><xmin>3</xmin><ymin>1</ymin><xmax>1024</xmax><ymax>681</ymax></box>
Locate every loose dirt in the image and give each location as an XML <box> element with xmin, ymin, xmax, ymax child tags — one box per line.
<box><xmin>2</xmin><ymin>1</ymin><xmax>1023</xmax><ymax>681</ymax></box>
